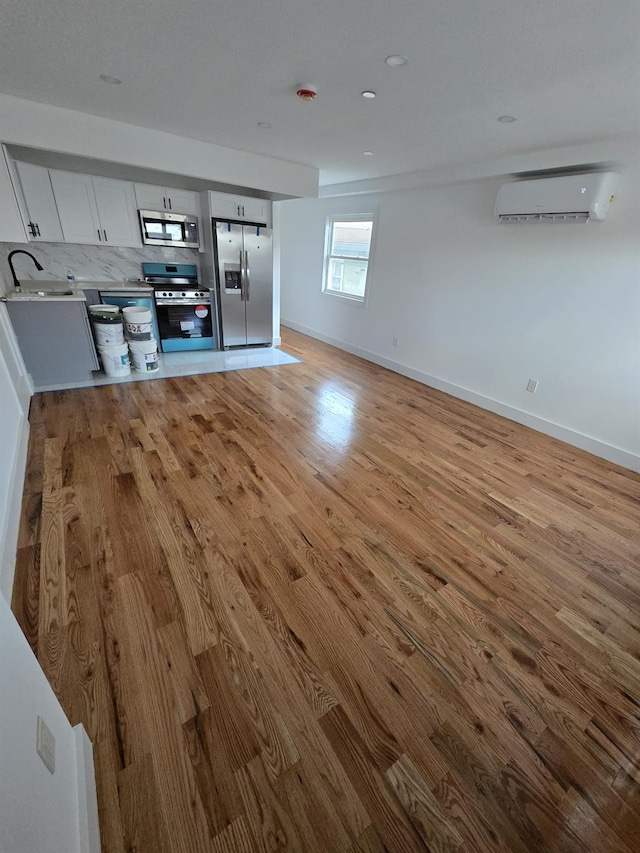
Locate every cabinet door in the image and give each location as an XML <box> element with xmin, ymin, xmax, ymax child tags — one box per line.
<box><xmin>49</xmin><ymin>171</ymin><xmax>102</xmax><ymax>244</ymax></box>
<box><xmin>165</xmin><ymin>188</ymin><xmax>199</xmax><ymax>216</ymax></box>
<box><xmin>92</xmin><ymin>177</ymin><xmax>141</xmax><ymax>247</ymax></box>
<box><xmin>6</xmin><ymin>300</ymin><xmax>99</xmax><ymax>386</ymax></box>
<box><xmin>134</xmin><ymin>182</ymin><xmax>167</xmax><ymax>211</ymax></box>
<box><xmin>208</xmin><ymin>192</ymin><xmax>243</xmax><ymax>221</ymax></box>
<box><xmin>238</xmin><ymin>196</ymin><xmax>270</xmax><ymax>225</ymax></box>
<box><xmin>14</xmin><ymin>162</ymin><xmax>64</xmax><ymax>242</ymax></box>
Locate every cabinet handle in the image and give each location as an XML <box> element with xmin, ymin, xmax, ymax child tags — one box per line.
<box><xmin>35</xmin><ymin>224</ymin><xmax>41</xmax><ymax>237</ymax></box>
<box><xmin>237</xmin><ymin>205</ymin><xmax>241</xmax><ymax>217</ymax></box>
<box><xmin>168</xmin><ymin>198</ymin><xmax>172</xmax><ymax>210</ymax></box>
<box><xmin>97</xmin><ymin>229</ymin><xmax>102</xmax><ymax>241</ymax></box>
<box><xmin>103</xmin><ymin>229</ymin><xmax>108</xmax><ymax>242</ymax></box>
<box><xmin>242</xmin><ymin>205</ymin><xmax>245</xmax><ymax>217</ymax></box>
<box><xmin>163</xmin><ymin>197</ymin><xmax>166</xmax><ymax>209</ymax></box>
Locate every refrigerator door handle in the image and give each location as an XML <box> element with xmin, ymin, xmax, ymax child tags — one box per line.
<box><xmin>239</xmin><ymin>249</ymin><xmax>245</xmax><ymax>301</ymax></box>
<box><xmin>244</xmin><ymin>251</ymin><xmax>250</xmax><ymax>301</ymax></box>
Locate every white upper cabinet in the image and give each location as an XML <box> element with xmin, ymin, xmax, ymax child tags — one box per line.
<box><xmin>92</xmin><ymin>178</ymin><xmax>140</xmax><ymax>247</ymax></box>
<box><xmin>134</xmin><ymin>183</ymin><xmax>199</xmax><ymax>216</ymax></box>
<box><xmin>50</xmin><ymin>172</ymin><xmax>141</xmax><ymax>247</ymax></box>
<box><xmin>13</xmin><ymin>162</ymin><xmax>64</xmax><ymax>242</ymax></box>
<box><xmin>208</xmin><ymin>192</ymin><xmax>271</xmax><ymax>226</ymax></box>
<box><xmin>49</xmin><ymin>171</ymin><xmax>102</xmax><ymax>245</ymax></box>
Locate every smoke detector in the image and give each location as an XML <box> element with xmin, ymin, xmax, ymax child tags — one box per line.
<box><xmin>296</xmin><ymin>84</ymin><xmax>318</xmax><ymax>101</ymax></box>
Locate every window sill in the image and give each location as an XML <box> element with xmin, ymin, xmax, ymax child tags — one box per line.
<box><xmin>321</xmin><ymin>290</ymin><xmax>368</xmax><ymax>308</ymax></box>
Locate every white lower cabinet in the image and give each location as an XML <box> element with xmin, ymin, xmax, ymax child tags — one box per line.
<box><xmin>49</xmin><ymin>171</ymin><xmax>141</xmax><ymax>247</ymax></box>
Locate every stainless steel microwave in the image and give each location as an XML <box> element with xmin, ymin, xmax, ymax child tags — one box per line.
<box><xmin>138</xmin><ymin>210</ymin><xmax>200</xmax><ymax>249</ymax></box>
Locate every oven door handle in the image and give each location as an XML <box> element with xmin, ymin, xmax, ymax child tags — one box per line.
<box><xmin>244</xmin><ymin>251</ymin><xmax>250</xmax><ymax>301</ymax></box>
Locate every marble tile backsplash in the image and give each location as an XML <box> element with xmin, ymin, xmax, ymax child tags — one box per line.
<box><xmin>0</xmin><ymin>242</ymin><xmax>200</xmax><ymax>294</ymax></box>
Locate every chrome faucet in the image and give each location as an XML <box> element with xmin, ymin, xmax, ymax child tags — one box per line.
<box><xmin>8</xmin><ymin>250</ymin><xmax>44</xmax><ymax>292</ymax></box>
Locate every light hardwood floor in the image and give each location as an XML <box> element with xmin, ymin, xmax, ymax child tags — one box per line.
<box><xmin>12</xmin><ymin>328</ymin><xmax>640</xmax><ymax>852</ymax></box>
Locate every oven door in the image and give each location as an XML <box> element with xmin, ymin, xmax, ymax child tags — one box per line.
<box><xmin>156</xmin><ymin>300</ymin><xmax>214</xmax><ymax>351</ymax></box>
<box><xmin>139</xmin><ymin>210</ymin><xmax>199</xmax><ymax>248</ymax></box>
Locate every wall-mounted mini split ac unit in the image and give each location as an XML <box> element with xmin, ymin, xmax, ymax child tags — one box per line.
<box><xmin>495</xmin><ymin>172</ymin><xmax>619</xmax><ymax>223</ymax></box>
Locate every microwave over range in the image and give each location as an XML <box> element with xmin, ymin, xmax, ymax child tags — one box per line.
<box><xmin>138</xmin><ymin>209</ymin><xmax>200</xmax><ymax>249</ymax></box>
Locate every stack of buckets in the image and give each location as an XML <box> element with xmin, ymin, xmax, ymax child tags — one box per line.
<box><xmin>122</xmin><ymin>306</ymin><xmax>159</xmax><ymax>373</ymax></box>
<box><xmin>88</xmin><ymin>305</ymin><xmax>130</xmax><ymax>377</ymax></box>
<box><xmin>88</xmin><ymin>305</ymin><xmax>159</xmax><ymax>376</ymax></box>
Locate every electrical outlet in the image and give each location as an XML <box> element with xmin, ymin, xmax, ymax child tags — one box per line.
<box><xmin>392</xmin><ymin>336</ymin><xmax>400</xmax><ymax>348</ymax></box>
<box><xmin>526</xmin><ymin>379</ymin><xmax>539</xmax><ymax>393</ymax></box>
<box><xmin>36</xmin><ymin>716</ymin><xmax>56</xmax><ymax>774</ymax></box>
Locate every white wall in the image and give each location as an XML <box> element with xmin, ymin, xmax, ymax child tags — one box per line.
<box><xmin>0</xmin><ymin>594</ymin><xmax>99</xmax><ymax>853</ymax></box>
<box><xmin>279</xmin><ymin>168</ymin><xmax>640</xmax><ymax>472</ymax></box>
<box><xmin>0</xmin><ymin>94</ymin><xmax>318</xmax><ymax>200</ymax></box>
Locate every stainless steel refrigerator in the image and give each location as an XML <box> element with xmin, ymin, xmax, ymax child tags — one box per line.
<box><xmin>213</xmin><ymin>221</ymin><xmax>273</xmax><ymax>348</ymax></box>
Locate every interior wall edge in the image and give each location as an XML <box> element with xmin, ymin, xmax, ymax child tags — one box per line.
<box><xmin>0</xmin><ymin>413</ymin><xmax>29</xmax><ymax>602</ymax></box>
<box><xmin>281</xmin><ymin>319</ymin><xmax>640</xmax><ymax>475</ymax></box>
<box><xmin>73</xmin><ymin>724</ymin><xmax>101</xmax><ymax>853</ymax></box>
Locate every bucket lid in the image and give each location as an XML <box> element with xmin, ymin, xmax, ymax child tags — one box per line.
<box><xmin>92</xmin><ymin>314</ymin><xmax>123</xmax><ymax>324</ymax></box>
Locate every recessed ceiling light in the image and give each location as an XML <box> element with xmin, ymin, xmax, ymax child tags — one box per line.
<box><xmin>497</xmin><ymin>115</ymin><xmax>517</xmax><ymax>123</ymax></box>
<box><xmin>361</xmin><ymin>91</ymin><xmax>376</xmax><ymax>99</ymax></box>
<box><xmin>257</xmin><ymin>122</ymin><xmax>271</xmax><ymax>129</ymax></box>
<box><xmin>385</xmin><ymin>55</ymin><xmax>409</xmax><ymax>67</ymax></box>
<box><xmin>99</xmin><ymin>75</ymin><xmax>122</xmax><ymax>84</ymax></box>
<box><xmin>362</xmin><ymin>151</ymin><xmax>375</xmax><ymax>156</ymax></box>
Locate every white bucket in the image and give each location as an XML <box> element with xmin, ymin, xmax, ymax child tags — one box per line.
<box><xmin>122</xmin><ymin>306</ymin><xmax>153</xmax><ymax>341</ymax></box>
<box><xmin>129</xmin><ymin>337</ymin><xmax>160</xmax><ymax>372</ymax></box>
<box><xmin>98</xmin><ymin>342</ymin><xmax>131</xmax><ymax>377</ymax></box>
<box><xmin>93</xmin><ymin>320</ymin><xmax>125</xmax><ymax>346</ymax></box>
<box><xmin>88</xmin><ymin>304</ymin><xmax>120</xmax><ymax>316</ymax></box>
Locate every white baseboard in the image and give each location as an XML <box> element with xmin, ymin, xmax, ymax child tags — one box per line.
<box><xmin>282</xmin><ymin>319</ymin><xmax>640</xmax><ymax>474</ymax></box>
<box><xmin>73</xmin><ymin>724</ymin><xmax>101</xmax><ymax>853</ymax></box>
<box><xmin>0</xmin><ymin>413</ymin><xmax>30</xmax><ymax>601</ymax></box>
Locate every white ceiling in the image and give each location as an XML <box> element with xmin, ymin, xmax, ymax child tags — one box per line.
<box><xmin>1</xmin><ymin>0</ymin><xmax>638</xmax><ymax>187</ymax></box>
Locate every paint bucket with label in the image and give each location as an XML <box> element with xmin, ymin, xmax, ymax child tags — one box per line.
<box><xmin>89</xmin><ymin>305</ymin><xmax>125</xmax><ymax>345</ymax></box>
<box><xmin>97</xmin><ymin>341</ymin><xmax>131</xmax><ymax>377</ymax></box>
<box><xmin>122</xmin><ymin>306</ymin><xmax>153</xmax><ymax>341</ymax></box>
<box><xmin>129</xmin><ymin>338</ymin><xmax>160</xmax><ymax>372</ymax></box>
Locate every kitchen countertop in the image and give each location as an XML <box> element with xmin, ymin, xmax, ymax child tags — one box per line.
<box><xmin>3</xmin><ymin>279</ymin><xmax>154</xmax><ymax>301</ymax></box>
<box><xmin>3</xmin><ymin>281</ymin><xmax>87</xmax><ymax>301</ymax></box>
<box><xmin>89</xmin><ymin>280</ymin><xmax>153</xmax><ymax>292</ymax></box>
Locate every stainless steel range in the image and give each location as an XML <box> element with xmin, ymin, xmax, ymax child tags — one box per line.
<box><xmin>143</xmin><ymin>263</ymin><xmax>214</xmax><ymax>352</ymax></box>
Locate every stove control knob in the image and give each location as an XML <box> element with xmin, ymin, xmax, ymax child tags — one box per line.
<box><xmin>162</xmin><ymin>291</ymin><xmax>167</xmax><ymax>296</ymax></box>
<box><xmin>182</xmin><ymin>292</ymin><xmax>186</xmax><ymax>296</ymax></box>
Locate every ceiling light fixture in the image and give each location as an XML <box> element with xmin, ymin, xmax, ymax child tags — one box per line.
<box><xmin>99</xmin><ymin>74</ymin><xmax>122</xmax><ymax>84</ymax></box>
<box><xmin>385</xmin><ymin>55</ymin><xmax>409</xmax><ymax>67</ymax></box>
<box><xmin>362</xmin><ymin>151</ymin><xmax>375</xmax><ymax>156</ymax></box>
<box><xmin>361</xmin><ymin>91</ymin><xmax>376</xmax><ymax>99</ymax></box>
<box><xmin>497</xmin><ymin>115</ymin><xmax>517</xmax><ymax>123</ymax></box>
<box><xmin>257</xmin><ymin>122</ymin><xmax>271</xmax><ymax>129</ymax></box>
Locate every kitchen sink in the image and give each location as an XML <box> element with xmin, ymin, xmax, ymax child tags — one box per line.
<box><xmin>34</xmin><ymin>289</ymin><xmax>75</xmax><ymax>296</ymax></box>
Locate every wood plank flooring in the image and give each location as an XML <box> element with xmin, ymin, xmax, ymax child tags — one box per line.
<box><xmin>12</xmin><ymin>328</ymin><xmax>640</xmax><ymax>852</ymax></box>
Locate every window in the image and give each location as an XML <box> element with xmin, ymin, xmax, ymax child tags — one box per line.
<box><xmin>322</xmin><ymin>215</ymin><xmax>375</xmax><ymax>302</ymax></box>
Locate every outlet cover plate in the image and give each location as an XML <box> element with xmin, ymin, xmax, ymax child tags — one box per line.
<box><xmin>526</xmin><ymin>379</ymin><xmax>539</xmax><ymax>393</ymax></box>
<box><xmin>36</xmin><ymin>716</ymin><xmax>56</xmax><ymax>774</ymax></box>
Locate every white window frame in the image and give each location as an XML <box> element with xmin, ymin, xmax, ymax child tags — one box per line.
<box><xmin>322</xmin><ymin>213</ymin><xmax>376</xmax><ymax>305</ymax></box>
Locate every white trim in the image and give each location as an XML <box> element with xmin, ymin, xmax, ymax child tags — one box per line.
<box><xmin>281</xmin><ymin>319</ymin><xmax>640</xmax><ymax>474</ymax></box>
<box><xmin>273</xmin><ymin>335</ymin><xmax>282</xmax><ymax>346</ymax></box>
<box><xmin>0</xmin><ymin>413</ymin><xmax>30</xmax><ymax>601</ymax></box>
<box><xmin>73</xmin><ymin>725</ymin><xmax>101</xmax><ymax>853</ymax></box>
